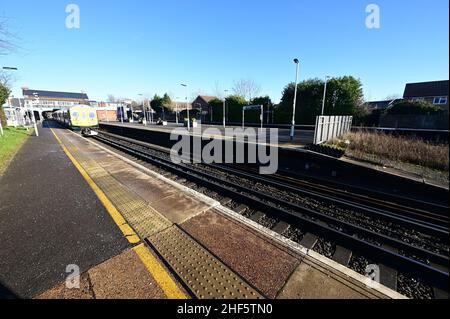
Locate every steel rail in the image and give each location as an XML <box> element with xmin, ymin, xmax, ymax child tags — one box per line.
<box><xmin>93</xmin><ymin>133</ymin><xmax>449</xmax><ymax>291</ymax></box>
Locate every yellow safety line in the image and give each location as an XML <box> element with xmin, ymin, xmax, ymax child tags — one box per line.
<box><xmin>50</xmin><ymin>128</ymin><xmax>140</xmax><ymax>244</ymax></box>
<box><xmin>133</xmin><ymin>243</ymin><xmax>187</xmax><ymax>299</ymax></box>
<box><xmin>50</xmin><ymin>128</ymin><xmax>187</xmax><ymax>299</ymax></box>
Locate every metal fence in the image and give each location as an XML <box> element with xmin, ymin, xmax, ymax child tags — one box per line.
<box><xmin>313</xmin><ymin>115</ymin><xmax>353</xmax><ymax>145</ymax></box>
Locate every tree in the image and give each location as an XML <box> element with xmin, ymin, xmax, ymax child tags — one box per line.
<box><xmin>248</xmin><ymin>96</ymin><xmax>272</xmax><ymax>123</ymax></box>
<box><xmin>106</xmin><ymin>94</ymin><xmax>117</xmax><ymax>102</ymax></box>
<box><xmin>0</xmin><ymin>83</ymin><xmax>11</xmax><ymax>127</ymax></box>
<box><xmin>208</xmin><ymin>98</ymin><xmax>223</xmax><ymax>122</ymax></box>
<box><xmin>0</xmin><ymin>19</ymin><xmax>16</xmax><ymax>56</ymax></box>
<box><xmin>225</xmin><ymin>95</ymin><xmax>247</xmax><ymax>122</ymax></box>
<box><xmin>161</xmin><ymin>93</ymin><xmax>172</xmax><ymax>109</ymax></box>
<box><xmin>275</xmin><ymin>76</ymin><xmax>364</xmax><ymax>125</ymax></box>
<box><xmin>387</xmin><ymin>100</ymin><xmax>442</xmax><ymax>115</ymax></box>
<box><xmin>385</xmin><ymin>94</ymin><xmax>402</xmax><ymax>100</ymax></box>
<box><xmin>150</xmin><ymin>94</ymin><xmax>163</xmax><ymax>110</ymax></box>
<box><xmin>232</xmin><ymin>78</ymin><xmax>261</xmax><ymax>103</ymax></box>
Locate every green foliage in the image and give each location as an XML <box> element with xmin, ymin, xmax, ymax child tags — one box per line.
<box><xmin>209</xmin><ymin>98</ymin><xmax>224</xmax><ymax>122</ymax></box>
<box><xmin>0</xmin><ymin>83</ymin><xmax>11</xmax><ymax>127</ymax></box>
<box><xmin>359</xmin><ymin>108</ymin><xmax>385</xmax><ymax>127</ymax></box>
<box><xmin>151</xmin><ymin>93</ymin><xmax>173</xmax><ymax>115</ymax></box>
<box><xmin>225</xmin><ymin>95</ymin><xmax>247</xmax><ymax>122</ymax></box>
<box><xmin>161</xmin><ymin>93</ymin><xmax>172</xmax><ymax>109</ymax></box>
<box><xmin>150</xmin><ymin>94</ymin><xmax>163</xmax><ymax>110</ymax></box>
<box><xmin>249</xmin><ymin>96</ymin><xmax>272</xmax><ymax>123</ymax></box>
<box><xmin>275</xmin><ymin>76</ymin><xmax>364</xmax><ymax>125</ymax></box>
<box><xmin>386</xmin><ymin>100</ymin><xmax>442</xmax><ymax>115</ymax></box>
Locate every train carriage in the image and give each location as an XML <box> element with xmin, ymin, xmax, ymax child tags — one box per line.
<box><xmin>53</xmin><ymin>105</ymin><xmax>99</xmax><ymax>135</ymax></box>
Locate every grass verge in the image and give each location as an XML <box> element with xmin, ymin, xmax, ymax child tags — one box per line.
<box><xmin>328</xmin><ymin>131</ymin><xmax>449</xmax><ymax>186</ymax></box>
<box><xmin>0</xmin><ymin>127</ymin><xmax>33</xmax><ymax>175</ymax></box>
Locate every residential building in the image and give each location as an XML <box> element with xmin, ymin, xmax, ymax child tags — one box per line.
<box><xmin>366</xmin><ymin>99</ymin><xmax>403</xmax><ymax>111</ymax></box>
<box><xmin>403</xmin><ymin>80</ymin><xmax>449</xmax><ymax>110</ymax></box>
<box><xmin>21</xmin><ymin>88</ymin><xmax>90</xmax><ymax>120</ymax></box>
<box><xmin>192</xmin><ymin>95</ymin><xmax>217</xmax><ymax>122</ymax></box>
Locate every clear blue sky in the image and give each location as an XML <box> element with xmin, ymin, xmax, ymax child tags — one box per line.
<box><xmin>1</xmin><ymin>0</ymin><xmax>448</xmax><ymax>102</ymax></box>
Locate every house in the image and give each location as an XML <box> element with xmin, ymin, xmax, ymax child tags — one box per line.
<box><xmin>403</xmin><ymin>80</ymin><xmax>449</xmax><ymax>110</ymax></box>
<box><xmin>1</xmin><ymin>97</ymin><xmax>27</xmax><ymax>126</ymax></box>
<box><xmin>366</xmin><ymin>99</ymin><xmax>402</xmax><ymax>111</ymax></box>
<box><xmin>191</xmin><ymin>95</ymin><xmax>217</xmax><ymax>122</ymax></box>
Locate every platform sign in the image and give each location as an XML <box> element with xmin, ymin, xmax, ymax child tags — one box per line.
<box><xmin>242</xmin><ymin>105</ymin><xmax>263</xmax><ymax>129</ymax></box>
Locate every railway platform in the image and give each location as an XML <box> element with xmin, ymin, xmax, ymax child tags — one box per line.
<box><xmin>0</xmin><ymin>121</ymin><xmax>405</xmax><ymax>299</ymax></box>
<box><xmin>99</xmin><ymin>121</ymin><xmax>316</xmax><ymax>148</ymax></box>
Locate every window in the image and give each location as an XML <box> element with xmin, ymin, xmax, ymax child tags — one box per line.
<box><xmin>411</xmin><ymin>97</ymin><xmax>424</xmax><ymax>102</ymax></box>
<box><xmin>433</xmin><ymin>96</ymin><xmax>448</xmax><ymax>105</ymax></box>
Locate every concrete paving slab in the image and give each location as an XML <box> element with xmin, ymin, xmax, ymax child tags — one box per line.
<box><xmin>35</xmin><ymin>273</ymin><xmax>94</xmax><ymax>299</ymax></box>
<box><xmin>180</xmin><ymin>211</ymin><xmax>301</xmax><ymax>298</ymax></box>
<box><xmin>87</xmin><ymin>249</ymin><xmax>167</xmax><ymax>299</ymax></box>
<box><xmin>61</xmin><ymin>130</ymin><xmax>208</xmax><ymax>225</ymax></box>
<box><xmin>278</xmin><ymin>257</ymin><xmax>373</xmax><ymax>299</ymax></box>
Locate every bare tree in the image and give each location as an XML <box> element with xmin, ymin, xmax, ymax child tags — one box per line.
<box><xmin>106</xmin><ymin>94</ymin><xmax>117</xmax><ymax>102</ymax></box>
<box><xmin>211</xmin><ymin>81</ymin><xmax>223</xmax><ymax>99</ymax></box>
<box><xmin>0</xmin><ymin>71</ymin><xmax>13</xmax><ymax>88</ymax></box>
<box><xmin>0</xmin><ymin>19</ymin><xmax>17</xmax><ymax>56</ymax></box>
<box><xmin>232</xmin><ymin>78</ymin><xmax>261</xmax><ymax>103</ymax></box>
<box><xmin>385</xmin><ymin>94</ymin><xmax>401</xmax><ymax>100</ymax></box>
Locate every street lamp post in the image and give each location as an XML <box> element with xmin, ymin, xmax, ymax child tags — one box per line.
<box><xmin>31</xmin><ymin>93</ymin><xmax>39</xmax><ymax>137</ymax></box>
<box><xmin>223</xmin><ymin>89</ymin><xmax>228</xmax><ymax>129</ymax></box>
<box><xmin>181</xmin><ymin>84</ymin><xmax>190</xmax><ymax>130</ymax></box>
<box><xmin>290</xmin><ymin>58</ymin><xmax>300</xmax><ymax>141</ymax></box>
<box><xmin>175</xmin><ymin>97</ymin><xmax>180</xmax><ymax>125</ymax></box>
<box><xmin>321</xmin><ymin>76</ymin><xmax>331</xmax><ymax>115</ymax></box>
<box><xmin>139</xmin><ymin>94</ymin><xmax>147</xmax><ymax>126</ymax></box>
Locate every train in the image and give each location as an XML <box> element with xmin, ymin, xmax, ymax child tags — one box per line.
<box><xmin>53</xmin><ymin>105</ymin><xmax>99</xmax><ymax>136</ymax></box>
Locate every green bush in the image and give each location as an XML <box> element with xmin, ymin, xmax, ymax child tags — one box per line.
<box><xmin>1</xmin><ymin>83</ymin><xmax>10</xmax><ymax>127</ymax></box>
<box><xmin>387</xmin><ymin>100</ymin><xmax>442</xmax><ymax>115</ymax></box>
<box><xmin>0</xmin><ymin>107</ymin><xmax>6</xmax><ymax>127</ymax></box>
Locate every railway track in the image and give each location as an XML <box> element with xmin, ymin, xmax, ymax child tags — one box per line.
<box><xmin>92</xmin><ymin>131</ymin><xmax>449</xmax><ymax>299</ymax></box>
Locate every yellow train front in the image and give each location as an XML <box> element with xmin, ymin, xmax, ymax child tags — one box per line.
<box><xmin>53</xmin><ymin>105</ymin><xmax>99</xmax><ymax>136</ymax></box>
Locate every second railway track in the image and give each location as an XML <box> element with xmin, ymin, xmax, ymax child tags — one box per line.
<box><xmin>91</xmin><ymin>131</ymin><xmax>449</xmax><ymax>299</ymax></box>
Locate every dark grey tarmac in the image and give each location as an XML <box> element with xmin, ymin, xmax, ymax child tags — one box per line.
<box><xmin>0</xmin><ymin>121</ymin><xmax>129</xmax><ymax>298</ymax></box>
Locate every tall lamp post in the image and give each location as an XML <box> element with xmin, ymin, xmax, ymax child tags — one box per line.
<box><xmin>321</xmin><ymin>76</ymin><xmax>331</xmax><ymax>115</ymax></box>
<box><xmin>223</xmin><ymin>89</ymin><xmax>228</xmax><ymax>129</ymax></box>
<box><xmin>181</xmin><ymin>84</ymin><xmax>190</xmax><ymax>129</ymax></box>
<box><xmin>31</xmin><ymin>93</ymin><xmax>39</xmax><ymax>137</ymax></box>
<box><xmin>290</xmin><ymin>58</ymin><xmax>300</xmax><ymax>141</ymax></box>
<box><xmin>175</xmin><ymin>97</ymin><xmax>180</xmax><ymax>125</ymax></box>
<box><xmin>138</xmin><ymin>94</ymin><xmax>147</xmax><ymax>126</ymax></box>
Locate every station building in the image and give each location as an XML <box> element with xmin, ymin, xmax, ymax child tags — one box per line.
<box><xmin>19</xmin><ymin>88</ymin><xmax>89</xmax><ymax>120</ymax></box>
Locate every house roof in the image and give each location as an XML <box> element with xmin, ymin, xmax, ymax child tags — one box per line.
<box><xmin>22</xmin><ymin>89</ymin><xmax>89</xmax><ymax>100</ymax></box>
<box><xmin>403</xmin><ymin>80</ymin><xmax>449</xmax><ymax>98</ymax></box>
<box><xmin>195</xmin><ymin>95</ymin><xmax>217</xmax><ymax>103</ymax></box>
<box><xmin>366</xmin><ymin>99</ymin><xmax>402</xmax><ymax>110</ymax></box>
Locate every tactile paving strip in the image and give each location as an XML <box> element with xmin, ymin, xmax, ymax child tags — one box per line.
<box><xmin>59</xmin><ymin>133</ymin><xmax>172</xmax><ymax>238</ymax></box>
<box><xmin>148</xmin><ymin>226</ymin><xmax>264</xmax><ymax>299</ymax></box>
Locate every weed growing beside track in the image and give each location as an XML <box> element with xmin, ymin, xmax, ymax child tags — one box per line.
<box><xmin>328</xmin><ymin>131</ymin><xmax>449</xmax><ymax>185</ymax></box>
